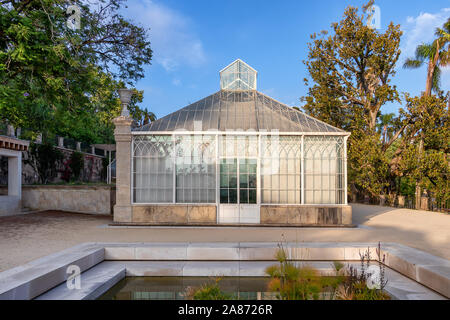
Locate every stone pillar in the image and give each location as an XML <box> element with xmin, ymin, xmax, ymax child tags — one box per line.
<box><xmin>58</xmin><ymin>137</ymin><xmax>64</xmax><ymax>148</ymax></box>
<box><xmin>76</xmin><ymin>142</ymin><xmax>81</xmax><ymax>152</ymax></box>
<box><xmin>113</xmin><ymin>115</ymin><xmax>133</xmax><ymax>222</ymax></box>
<box><xmin>36</xmin><ymin>133</ymin><xmax>42</xmax><ymax>144</ymax></box>
<box><xmin>379</xmin><ymin>195</ymin><xmax>386</xmax><ymax>206</ymax></box>
<box><xmin>7</xmin><ymin>125</ymin><xmax>15</xmax><ymax>137</ymax></box>
<box><xmin>91</xmin><ymin>146</ymin><xmax>95</xmax><ymax>154</ymax></box>
<box><xmin>8</xmin><ymin>152</ymin><xmax>21</xmax><ymax>198</ymax></box>
<box><xmin>420</xmin><ymin>197</ymin><xmax>428</xmax><ymax>211</ymax></box>
<box><xmin>397</xmin><ymin>195</ymin><xmax>405</xmax><ymax>208</ymax></box>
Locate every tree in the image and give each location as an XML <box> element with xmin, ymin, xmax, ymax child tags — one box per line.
<box><xmin>402</xmin><ymin>18</ymin><xmax>449</xmax><ymax>207</ymax></box>
<box><xmin>403</xmin><ymin>18</ymin><xmax>450</xmax><ymax>96</ymax></box>
<box><xmin>397</xmin><ymin>94</ymin><xmax>449</xmax><ymax>205</ymax></box>
<box><xmin>303</xmin><ymin>1</ymin><xmax>402</xmax><ymax>132</ymax></box>
<box><xmin>302</xmin><ymin>1</ymin><xmax>406</xmax><ymax>198</ymax></box>
<box><xmin>0</xmin><ymin>0</ymin><xmax>153</xmax><ymax>143</ymax></box>
<box><xmin>26</xmin><ymin>142</ymin><xmax>63</xmax><ymax>184</ymax></box>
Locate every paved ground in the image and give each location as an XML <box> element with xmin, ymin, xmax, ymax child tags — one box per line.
<box><xmin>0</xmin><ymin>204</ymin><xmax>448</xmax><ymax>272</ymax></box>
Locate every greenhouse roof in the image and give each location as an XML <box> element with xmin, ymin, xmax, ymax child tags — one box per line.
<box><xmin>133</xmin><ymin>59</ymin><xmax>346</xmax><ymax>134</ymax></box>
<box><xmin>133</xmin><ymin>90</ymin><xmax>345</xmax><ymax>133</ymax></box>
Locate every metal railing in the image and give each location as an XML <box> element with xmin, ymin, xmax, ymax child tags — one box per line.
<box><xmin>107</xmin><ymin>159</ymin><xmax>116</xmax><ymax>184</ymax></box>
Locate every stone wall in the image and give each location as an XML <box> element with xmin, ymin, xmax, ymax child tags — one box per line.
<box><xmin>121</xmin><ymin>204</ymin><xmax>353</xmax><ymax>226</ymax></box>
<box><xmin>260</xmin><ymin>205</ymin><xmax>352</xmax><ymax>226</ymax></box>
<box><xmin>131</xmin><ymin>205</ymin><xmax>217</xmax><ymax>224</ymax></box>
<box><xmin>0</xmin><ymin>196</ymin><xmax>21</xmax><ymax>216</ymax></box>
<box><xmin>1</xmin><ymin>185</ymin><xmax>116</xmax><ymax>215</ymax></box>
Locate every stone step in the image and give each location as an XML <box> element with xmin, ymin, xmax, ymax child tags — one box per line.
<box><xmin>35</xmin><ymin>263</ymin><xmax>125</xmax><ymax>300</ymax></box>
<box><xmin>0</xmin><ymin>243</ymin><xmax>104</xmax><ymax>300</ymax></box>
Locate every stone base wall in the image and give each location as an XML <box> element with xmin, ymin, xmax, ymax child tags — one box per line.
<box><xmin>3</xmin><ymin>185</ymin><xmax>116</xmax><ymax>215</ymax></box>
<box><xmin>260</xmin><ymin>205</ymin><xmax>352</xmax><ymax>225</ymax></box>
<box><xmin>130</xmin><ymin>205</ymin><xmax>217</xmax><ymax>224</ymax></box>
<box><xmin>0</xmin><ymin>196</ymin><xmax>21</xmax><ymax>216</ymax></box>
<box><xmin>120</xmin><ymin>204</ymin><xmax>353</xmax><ymax>226</ymax></box>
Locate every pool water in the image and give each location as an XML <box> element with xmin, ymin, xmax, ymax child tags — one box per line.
<box><xmin>99</xmin><ymin>277</ymin><xmax>275</xmax><ymax>300</ymax></box>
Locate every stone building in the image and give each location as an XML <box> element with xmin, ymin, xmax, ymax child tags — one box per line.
<box><xmin>0</xmin><ymin>131</ymin><xmax>29</xmax><ymax>215</ymax></box>
<box><xmin>113</xmin><ymin>59</ymin><xmax>352</xmax><ymax>226</ymax></box>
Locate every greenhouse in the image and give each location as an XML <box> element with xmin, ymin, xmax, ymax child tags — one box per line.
<box><xmin>113</xmin><ymin>59</ymin><xmax>352</xmax><ymax>226</ymax></box>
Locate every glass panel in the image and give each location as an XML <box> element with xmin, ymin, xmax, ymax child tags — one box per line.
<box><xmin>229</xmin><ymin>189</ymin><xmax>237</xmax><ymax>203</ymax></box>
<box><xmin>220</xmin><ymin>175</ymin><xmax>228</xmax><ymax>188</ymax></box>
<box><xmin>175</xmin><ymin>135</ymin><xmax>216</xmax><ymax>203</ymax></box>
<box><xmin>220</xmin><ymin>60</ymin><xmax>257</xmax><ymax>91</ymax></box>
<box><xmin>133</xmin><ymin>135</ymin><xmax>173</xmax><ymax>203</ymax></box>
<box><xmin>261</xmin><ymin>136</ymin><xmax>301</xmax><ymax>204</ymax></box>
<box><xmin>249</xmin><ymin>175</ymin><xmax>257</xmax><ymax>188</ymax></box>
<box><xmin>304</xmin><ymin>136</ymin><xmax>344</xmax><ymax>204</ymax></box>
<box><xmin>240</xmin><ymin>174</ymin><xmax>248</xmax><ymax>188</ymax></box>
<box><xmin>249</xmin><ymin>189</ymin><xmax>257</xmax><ymax>204</ymax></box>
<box><xmin>229</xmin><ymin>174</ymin><xmax>237</xmax><ymax>188</ymax></box>
<box><xmin>220</xmin><ymin>189</ymin><xmax>228</xmax><ymax>203</ymax></box>
<box><xmin>240</xmin><ymin>189</ymin><xmax>248</xmax><ymax>204</ymax></box>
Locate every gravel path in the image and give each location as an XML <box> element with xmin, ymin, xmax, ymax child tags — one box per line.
<box><xmin>0</xmin><ymin>204</ymin><xmax>448</xmax><ymax>272</ymax></box>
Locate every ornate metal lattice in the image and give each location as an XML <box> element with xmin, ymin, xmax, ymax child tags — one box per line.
<box><xmin>304</xmin><ymin>136</ymin><xmax>345</xmax><ymax>204</ymax></box>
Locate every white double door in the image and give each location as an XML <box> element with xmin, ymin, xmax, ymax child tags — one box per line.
<box><xmin>218</xmin><ymin>158</ymin><xmax>260</xmax><ymax>224</ymax></box>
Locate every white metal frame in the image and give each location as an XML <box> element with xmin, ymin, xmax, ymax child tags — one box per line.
<box><xmin>130</xmin><ymin>132</ymin><xmax>350</xmax><ymax>208</ymax></box>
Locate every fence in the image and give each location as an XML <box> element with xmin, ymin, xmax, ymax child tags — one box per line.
<box><xmin>351</xmin><ymin>193</ymin><xmax>449</xmax><ymax>214</ymax></box>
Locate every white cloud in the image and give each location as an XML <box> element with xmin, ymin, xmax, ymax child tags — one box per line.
<box><xmin>125</xmin><ymin>0</ymin><xmax>206</xmax><ymax>72</ymax></box>
<box><xmin>400</xmin><ymin>8</ymin><xmax>450</xmax><ymax>90</ymax></box>
<box><xmin>401</xmin><ymin>8</ymin><xmax>450</xmax><ymax>61</ymax></box>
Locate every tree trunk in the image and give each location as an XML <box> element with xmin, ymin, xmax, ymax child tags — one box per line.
<box><xmin>369</xmin><ymin>109</ymin><xmax>377</xmax><ymax>131</ymax></box>
<box><xmin>415</xmin><ymin>136</ymin><xmax>424</xmax><ymax>209</ymax></box>
<box><xmin>425</xmin><ymin>40</ymin><xmax>440</xmax><ymax>96</ymax></box>
<box><xmin>416</xmin><ymin>40</ymin><xmax>440</xmax><ymax>209</ymax></box>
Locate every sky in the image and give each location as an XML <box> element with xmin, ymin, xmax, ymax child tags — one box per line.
<box><xmin>119</xmin><ymin>0</ymin><xmax>450</xmax><ymax>119</ymax></box>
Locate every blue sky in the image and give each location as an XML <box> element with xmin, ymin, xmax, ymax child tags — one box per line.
<box><xmin>120</xmin><ymin>0</ymin><xmax>450</xmax><ymax>119</ymax></box>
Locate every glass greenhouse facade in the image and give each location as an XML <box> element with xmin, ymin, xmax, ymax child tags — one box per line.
<box><xmin>115</xmin><ymin>60</ymin><xmax>351</xmax><ymax>225</ymax></box>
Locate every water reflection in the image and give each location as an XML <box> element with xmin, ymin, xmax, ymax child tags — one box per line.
<box><xmin>99</xmin><ymin>277</ymin><xmax>276</xmax><ymax>300</ymax></box>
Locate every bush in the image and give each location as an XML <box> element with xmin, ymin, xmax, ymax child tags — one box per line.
<box><xmin>335</xmin><ymin>243</ymin><xmax>390</xmax><ymax>300</ymax></box>
<box><xmin>184</xmin><ymin>278</ymin><xmax>232</xmax><ymax>300</ymax></box>
<box><xmin>70</xmin><ymin>152</ymin><xmax>84</xmax><ymax>181</ymax></box>
<box><xmin>26</xmin><ymin>142</ymin><xmax>63</xmax><ymax>184</ymax></box>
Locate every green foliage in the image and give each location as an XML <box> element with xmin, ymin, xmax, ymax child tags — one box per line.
<box><xmin>187</xmin><ymin>278</ymin><xmax>232</xmax><ymax>300</ymax></box>
<box><xmin>0</xmin><ymin>1</ymin><xmax>154</xmax><ymax>144</ymax></box>
<box><xmin>265</xmin><ymin>244</ymin><xmax>343</xmax><ymax>300</ymax></box>
<box><xmin>302</xmin><ymin>1</ymin><xmax>402</xmax><ymax>131</ymax></box>
<box><xmin>397</xmin><ymin>94</ymin><xmax>449</xmax><ymax>202</ymax></box>
<box><xmin>302</xmin><ymin>2</ymin><xmax>449</xmax><ymax>203</ymax></box>
<box><xmin>335</xmin><ymin>244</ymin><xmax>390</xmax><ymax>300</ymax></box>
<box><xmin>69</xmin><ymin>151</ymin><xmax>84</xmax><ymax>181</ymax></box>
<box><xmin>25</xmin><ymin>142</ymin><xmax>63</xmax><ymax>184</ymax></box>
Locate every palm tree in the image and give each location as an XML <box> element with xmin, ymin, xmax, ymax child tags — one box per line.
<box><xmin>403</xmin><ymin>18</ymin><xmax>450</xmax><ymax>96</ymax></box>
<box><xmin>402</xmin><ymin>18</ymin><xmax>449</xmax><ymax>209</ymax></box>
<box><xmin>376</xmin><ymin>113</ymin><xmax>397</xmax><ymax>145</ymax></box>
<box><xmin>141</xmin><ymin>109</ymin><xmax>156</xmax><ymax>126</ymax></box>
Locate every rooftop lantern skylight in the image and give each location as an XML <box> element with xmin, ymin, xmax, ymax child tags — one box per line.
<box><xmin>220</xmin><ymin>59</ymin><xmax>257</xmax><ymax>90</ymax></box>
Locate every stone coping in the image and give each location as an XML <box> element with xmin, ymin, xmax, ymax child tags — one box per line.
<box><xmin>0</xmin><ymin>242</ymin><xmax>448</xmax><ymax>300</ymax></box>
<box><xmin>0</xmin><ymin>135</ymin><xmax>29</xmax><ymax>151</ymax></box>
